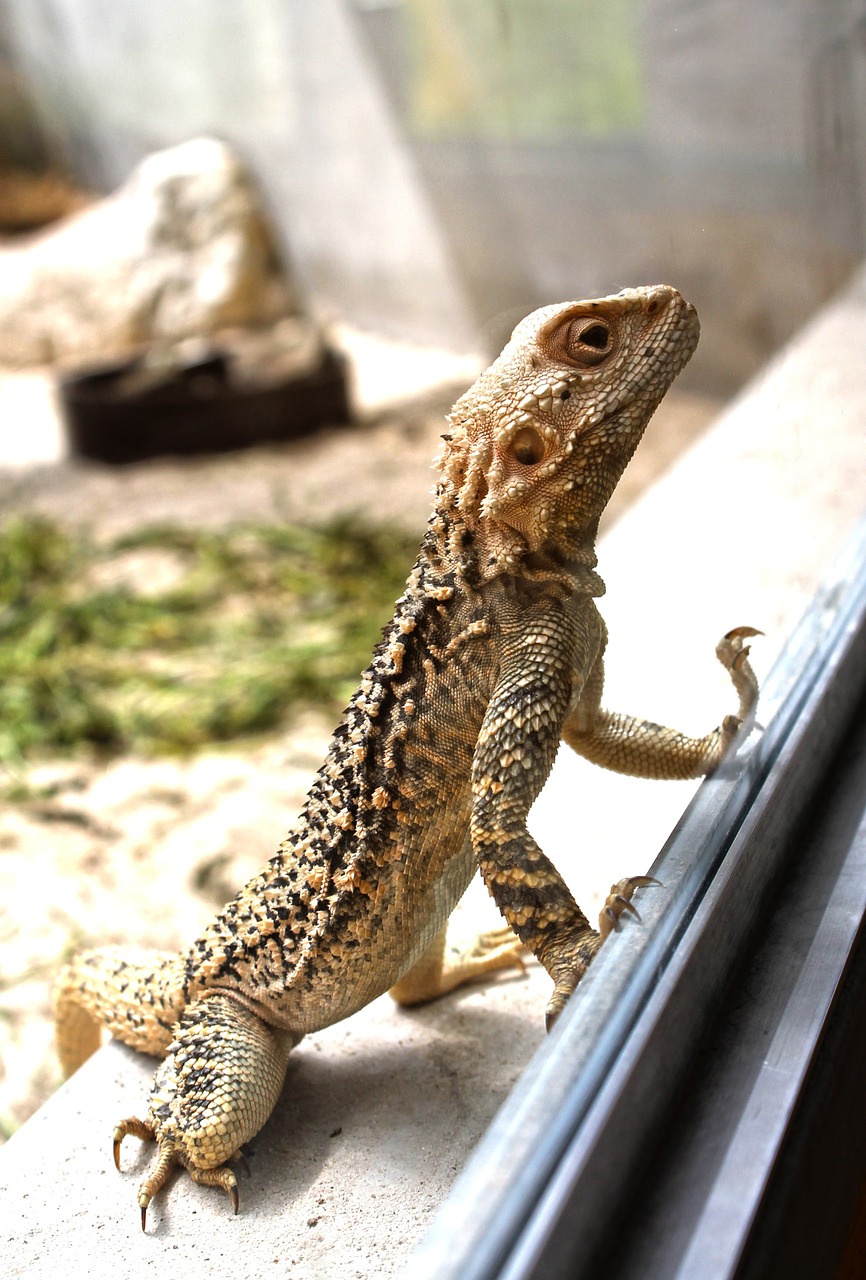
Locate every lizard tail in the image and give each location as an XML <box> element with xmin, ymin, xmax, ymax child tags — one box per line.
<box><xmin>54</xmin><ymin>947</ymin><xmax>187</xmax><ymax>1077</ymax></box>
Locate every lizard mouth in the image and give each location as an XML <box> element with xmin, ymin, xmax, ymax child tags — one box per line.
<box><xmin>592</xmin><ymin>292</ymin><xmax>700</xmax><ymax>429</ymax></box>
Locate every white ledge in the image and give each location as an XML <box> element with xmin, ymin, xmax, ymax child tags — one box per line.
<box><xmin>2</xmin><ymin>266</ymin><xmax>865</xmax><ymax>1280</ymax></box>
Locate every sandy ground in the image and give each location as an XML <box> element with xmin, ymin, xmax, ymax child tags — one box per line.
<box><xmin>0</xmin><ymin>355</ymin><xmax>721</xmax><ymax>1140</ymax></box>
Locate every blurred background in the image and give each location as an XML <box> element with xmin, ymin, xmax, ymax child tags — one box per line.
<box><xmin>2</xmin><ymin>0</ymin><xmax>865</xmax><ymax>388</ymax></box>
<box><xmin>0</xmin><ymin>0</ymin><xmax>865</xmax><ymax>1149</ymax></box>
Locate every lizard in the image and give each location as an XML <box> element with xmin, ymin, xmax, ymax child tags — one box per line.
<box><xmin>54</xmin><ymin>284</ymin><xmax>759</xmax><ymax>1231</ymax></box>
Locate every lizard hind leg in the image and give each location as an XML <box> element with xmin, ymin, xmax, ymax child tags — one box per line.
<box><xmin>114</xmin><ymin>992</ymin><xmax>294</xmax><ymax>1230</ymax></box>
<box><xmin>389</xmin><ymin>922</ymin><xmax>526</xmax><ymax>1007</ymax></box>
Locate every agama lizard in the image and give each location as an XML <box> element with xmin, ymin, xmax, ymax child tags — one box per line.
<box><xmin>54</xmin><ymin>285</ymin><xmax>758</xmax><ymax>1229</ymax></box>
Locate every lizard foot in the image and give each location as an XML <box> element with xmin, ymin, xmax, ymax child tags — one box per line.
<box><xmin>598</xmin><ymin>875</ymin><xmax>660</xmax><ymax>942</ymax></box>
<box><xmin>543</xmin><ymin>877</ymin><xmax>658</xmax><ymax>1030</ymax></box>
<box><xmin>113</xmin><ymin>992</ymin><xmax>292</xmax><ymax>1229</ymax></box>
<box><xmin>114</xmin><ymin>1118</ymin><xmax>240</xmax><ymax>1231</ymax></box>
<box><xmin>456</xmin><ymin>927</ymin><xmax>529</xmax><ymax>980</ymax></box>
<box><xmin>716</xmin><ymin>626</ymin><xmax>762</xmax><ymax>748</ymax></box>
<box><xmin>389</xmin><ymin>923</ymin><xmax>526</xmax><ymax>1006</ymax></box>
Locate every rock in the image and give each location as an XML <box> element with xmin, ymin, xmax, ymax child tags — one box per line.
<box><xmin>0</xmin><ymin>138</ymin><xmax>295</xmax><ymax>367</ymax></box>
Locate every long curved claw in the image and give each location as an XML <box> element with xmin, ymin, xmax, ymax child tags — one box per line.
<box><xmin>545</xmin><ymin>987</ymin><xmax>569</xmax><ymax>1032</ymax></box>
<box><xmin>598</xmin><ymin>875</ymin><xmax>660</xmax><ymax>941</ymax></box>
<box><xmin>112</xmin><ymin>1116</ymin><xmax>155</xmax><ymax>1171</ymax></box>
<box><xmin>543</xmin><ymin>879</ymin><xmax>662</xmax><ymax>1030</ymax></box>
<box><xmin>721</xmin><ymin>622</ymin><xmax>762</xmax><ymax>637</ymax></box>
<box><xmin>138</xmin><ymin>1142</ymin><xmax>179</xmax><ymax>1232</ymax></box>
<box><xmin>717</xmin><ymin>626</ymin><xmax>763</xmax><ymax>672</ymax></box>
<box><xmin>189</xmin><ymin>1163</ymin><xmax>240</xmax><ymax>1214</ymax></box>
<box><xmin>606</xmin><ymin>895</ymin><xmax>641</xmax><ymax>924</ymax></box>
<box><xmin>724</xmin><ymin>625</ymin><xmax>764</xmax><ymax>641</ymax></box>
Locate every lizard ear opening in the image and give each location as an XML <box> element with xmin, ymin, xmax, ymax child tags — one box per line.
<box><xmin>509</xmin><ymin>426</ymin><xmax>546</xmax><ymax>466</ymax></box>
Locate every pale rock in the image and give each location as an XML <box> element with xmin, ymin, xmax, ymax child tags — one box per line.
<box><xmin>0</xmin><ymin>137</ymin><xmax>294</xmax><ymax>367</ymax></box>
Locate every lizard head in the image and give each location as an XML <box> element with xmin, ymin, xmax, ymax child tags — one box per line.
<box><xmin>438</xmin><ymin>285</ymin><xmax>700</xmax><ymax>582</ymax></box>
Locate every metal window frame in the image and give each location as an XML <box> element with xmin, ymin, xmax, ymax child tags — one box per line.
<box><xmin>405</xmin><ymin>512</ymin><xmax>866</xmax><ymax>1280</ymax></box>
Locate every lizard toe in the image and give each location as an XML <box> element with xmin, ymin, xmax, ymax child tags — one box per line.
<box><xmin>113</xmin><ymin>1115</ymin><xmax>155</xmax><ymax>1171</ymax></box>
<box><xmin>137</xmin><ymin>1139</ymin><xmax>180</xmax><ymax>1232</ymax></box>
<box><xmin>598</xmin><ymin>875</ymin><xmax>659</xmax><ymax>941</ymax></box>
<box><xmin>134</xmin><ymin>1134</ymin><xmax>242</xmax><ymax>1230</ymax></box>
<box><xmin>187</xmin><ymin>1162</ymin><xmax>240</xmax><ymax>1214</ymax></box>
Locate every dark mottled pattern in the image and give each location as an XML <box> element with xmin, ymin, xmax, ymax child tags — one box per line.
<box><xmin>183</xmin><ymin>527</ymin><xmax>498</xmax><ymax>1033</ymax></box>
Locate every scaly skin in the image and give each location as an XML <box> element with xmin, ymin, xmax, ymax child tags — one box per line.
<box><xmin>54</xmin><ymin>285</ymin><xmax>759</xmax><ymax>1229</ymax></box>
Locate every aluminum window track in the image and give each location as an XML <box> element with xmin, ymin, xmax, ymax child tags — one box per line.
<box><xmin>405</xmin><ymin>511</ymin><xmax>866</xmax><ymax>1280</ymax></box>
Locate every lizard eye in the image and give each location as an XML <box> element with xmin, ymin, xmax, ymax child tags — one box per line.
<box><xmin>509</xmin><ymin>425</ymin><xmax>545</xmax><ymax>466</ymax></box>
<box><xmin>539</xmin><ymin>308</ymin><xmax>618</xmax><ymax>368</ymax></box>
<box><xmin>578</xmin><ymin>322</ymin><xmax>609</xmax><ymax>348</ymax></box>
<box><xmin>564</xmin><ymin>319</ymin><xmax>612</xmax><ymax>363</ymax></box>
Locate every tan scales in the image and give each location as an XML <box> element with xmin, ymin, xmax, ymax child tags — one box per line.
<box><xmin>54</xmin><ymin>285</ymin><xmax>759</xmax><ymax>1230</ymax></box>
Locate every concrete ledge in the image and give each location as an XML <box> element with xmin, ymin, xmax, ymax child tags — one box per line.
<box><xmin>2</xmin><ymin>267</ymin><xmax>865</xmax><ymax>1279</ymax></box>
<box><xmin>2</xmin><ymin>960</ymin><xmax>545</xmax><ymax>1278</ymax></box>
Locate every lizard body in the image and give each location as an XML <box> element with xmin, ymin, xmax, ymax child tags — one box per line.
<box><xmin>54</xmin><ymin>285</ymin><xmax>758</xmax><ymax>1228</ymax></box>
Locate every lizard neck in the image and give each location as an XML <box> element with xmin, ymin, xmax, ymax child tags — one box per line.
<box><xmin>428</xmin><ymin>486</ymin><xmax>605</xmax><ymax>599</ymax></box>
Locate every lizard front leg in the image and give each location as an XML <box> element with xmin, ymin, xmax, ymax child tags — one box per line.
<box><xmin>469</xmin><ymin>630</ymin><xmax>650</xmax><ymax>1028</ymax></box>
<box><xmin>114</xmin><ymin>992</ymin><xmax>294</xmax><ymax>1230</ymax></box>
<box><xmin>563</xmin><ymin>627</ymin><xmax>760</xmax><ymax>779</ymax></box>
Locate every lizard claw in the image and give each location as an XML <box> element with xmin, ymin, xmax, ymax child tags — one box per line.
<box><xmin>545</xmin><ymin>987</ymin><xmax>570</xmax><ymax>1032</ymax></box>
<box><xmin>606</xmin><ymin>894</ymin><xmax>641</xmax><ymax>923</ymax></box>
<box><xmin>189</xmin><ymin>1163</ymin><xmax>241</xmax><ymax>1215</ymax></box>
<box><xmin>716</xmin><ymin>626</ymin><xmax>762</xmax><ymax>671</ymax></box>
<box><xmin>543</xmin><ymin>876</ymin><xmax>660</xmax><ymax>1030</ymax></box>
<box><xmin>134</xmin><ymin>1143</ymin><xmax>240</xmax><ymax>1231</ymax></box>
<box><xmin>113</xmin><ymin>1116</ymin><xmax>155</xmax><ymax>1171</ymax></box>
<box><xmin>598</xmin><ymin>875</ymin><xmax>660</xmax><ymax>942</ymax></box>
<box><xmin>136</xmin><ymin>1143</ymin><xmax>177</xmax><ymax>1232</ymax></box>
<box><xmin>723</xmin><ymin>625</ymin><xmax>763</xmax><ymax>641</ymax></box>
<box><xmin>112</xmin><ymin>1115</ymin><xmax>174</xmax><ymax>1233</ymax></box>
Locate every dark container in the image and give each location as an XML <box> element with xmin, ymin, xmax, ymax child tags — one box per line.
<box><xmin>60</xmin><ymin>346</ymin><xmax>352</xmax><ymax>464</ymax></box>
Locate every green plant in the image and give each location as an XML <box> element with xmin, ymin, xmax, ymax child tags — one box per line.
<box><xmin>0</xmin><ymin>515</ymin><xmax>417</xmax><ymax>765</ymax></box>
